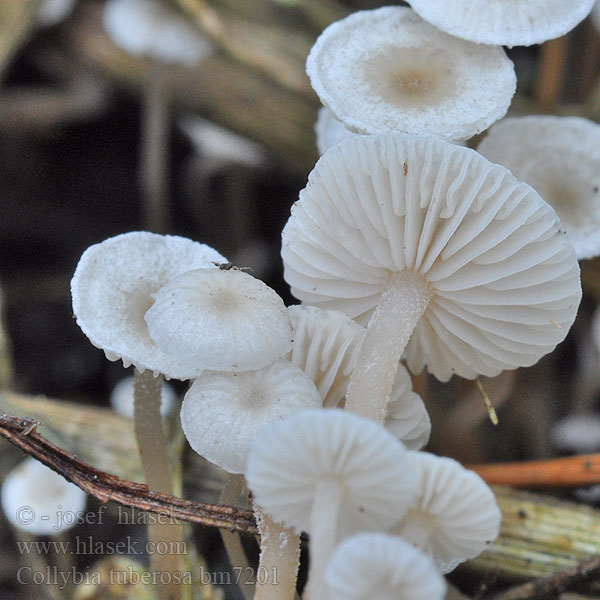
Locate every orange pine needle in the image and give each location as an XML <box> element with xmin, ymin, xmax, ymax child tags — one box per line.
<box><xmin>467</xmin><ymin>454</ymin><xmax>600</xmax><ymax>488</ymax></box>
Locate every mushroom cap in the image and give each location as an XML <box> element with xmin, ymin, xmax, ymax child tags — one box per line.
<box><xmin>1</xmin><ymin>458</ymin><xmax>86</xmax><ymax>535</ymax></box>
<box><xmin>145</xmin><ymin>268</ymin><xmax>293</xmax><ymax>372</ymax></box>
<box><xmin>181</xmin><ymin>360</ymin><xmax>322</xmax><ymax>474</ymax></box>
<box><xmin>325</xmin><ymin>532</ymin><xmax>446</xmax><ymax>600</ymax></box>
<box><xmin>287</xmin><ymin>305</ymin><xmax>430</xmax><ymax>449</ymax></box>
<box><xmin>282</xmin><ymin>133</ymin><xmax>581</xmax><ymax>381</ymax></box>
<box><xmin>110</xmin><ymin>375</ymin><xmax>177</xmax><ymax>419</ymax></box>
<box><xmin>551</xmin><ymin>413</ymin><xmax>600</xmax><ymax>454</ymax></box>
<box><xmin>37</xmin><ymin>0</ymin><xmax>75</xmax><ymax>26</ymax></box>
<box><xmin>393</xmin><ymin>452</ymin><xmax>501</xmax><ymax>573</ymax></box>
<box><xmin>103</xmin><ymin>0</ymin><xmax>214</xmax><ymax>66</ymax></box>
<box><xmin>306</xmin><ymin>6</ymin><xmax>515</xmax><ymax>141</ymax></box>
<box><xmin>477</xmin><ymin>116</ymin><xmax>600</xmax><ymax>260</ymax></box>
<box><xmin>315</xmin><ymin>107</ymin><xmax>357</xmax><ymax>155</ymax></box>
<box><xmin>71</xmin><ymin>231</ymin><xmax>226</xmax><ymax>379</ymax></box>
<box><xmin>246</xmin><ymin>408</ymin><xmax>416</xmax><ymax>538</ymax></box>
<box><xmin>406</xmin><ymin>0</ymin><xmax>595</xmax><ymax>47</ymax></box>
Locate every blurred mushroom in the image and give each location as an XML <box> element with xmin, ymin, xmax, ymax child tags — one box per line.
<box><xmin>478</xmin><ymin>115</ymin><xmax>600</xmax><ymax>260</ymax></box>
<box><xmin>325</xmin><ymin>532</ymin><xmax>446</xmax><ymax>600</ymax></box>
<box><xmin>110</xmin><ymin>375</ymin><xmax>177</xmax><ymax>419</ymax></box>
<box><xmin>306</xmin><ymin>6</ymin><xmax>516</xmax><ymax>141</ymax></box>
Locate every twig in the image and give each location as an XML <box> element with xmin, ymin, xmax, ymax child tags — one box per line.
<box><xmin>467</xmin><ymin>454</ymin><xmax>600</xmax><ymax>488</ymax></box>
<box><xmin>0</xmin><ymin>409</ymin><xmax>258</xmax><ymax>535</ymax></box>
<box><xmin>485</xmin><ymin>554</ymin><xmax>600</xmax><ymax>600</ymax></box>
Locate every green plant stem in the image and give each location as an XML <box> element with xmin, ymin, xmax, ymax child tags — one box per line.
<box><xmin>134</xmin><ymin>369</ymin><xmax>181</xmax><ymax>600</ymax></box>
<box><xmin>345</xmin><ymin>271</ymin><xmax>430</xmax><ymax>424</ymax></box>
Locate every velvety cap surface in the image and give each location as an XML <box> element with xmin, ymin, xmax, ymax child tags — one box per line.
<box><xmin>406</xmin><ymin>0</ymin><xmax>595</xmax><ymax>46</ymax></box>
<box><xmin>282</xmin><ymin>133</ymin><xmax>581</xmax><ymax>381</ymax></box>
<box><xmin>306</xmin><ymin>7</ymin><xmax>515</xmax><ymax>141</ymax></box>
<box><xmin>71</xmin><ymin>231</ymin><xmax>226</xmax><ymax>379</ymax></box>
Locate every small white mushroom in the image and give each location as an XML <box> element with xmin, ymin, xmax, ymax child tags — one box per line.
<box><xmin>287</xmin><ymin>304</ymin><xmax>431</xmax><ymax>449</ymax></box>
<box><xmin>37</xmin><ymin>0</ymin><xmax>75</xmax><ymax>27</ymax></box>
<box><xmin>246</xmin><ymin>408</ymin><xmax>416</xmax><ymax>599</ymax></box>
<box><xmin>103</xmin><ymin>0</ymin><xmax>214</xmax><ymax>66</ymax></box>
<box><xmin>1</xmin><ymin>458</ymin><xmax>86</xmax><ymax>536</ymax></box>
<box><xmin>71</xmin><ymin>231</ymin><xmax>226</xmax><ymax>379</ymax></box>
<box><xmin>110</xmin><ymin>375</ymin><xmax>177</xmax><ymax>419</ymax></box>
<box><xmin>393</xmin><ymin>451</ymin><xmax>501</xmax><ymax>573</ymax></box>
<box><xmin>406</xmin><ymin>0</ymin><xmax>595</xmax><ymax>47</ymax></box>
<box><xmin>478</xmin><ymin>115</ymin><xmax>600</xmax><ymax>260</ymax></box>
<box><xmin>306</xmin><ymin>6</ymin><xmax>516</xmax><ymax>141</ymax></box>
<box><xmin>282</xmin><ymin>133</ymin><xmax>581</xmax><ymax>424</ymax></box>
<box><xmin>145</xmin><ymin>268</ymin><xmax>293</xmax><ymax>372</ymax></box>
<box><xmin>551</xmin><ymin>413</ymin><xmax>600</xmax><ymax>454</ymax></box>
<box><xmin>180</xmin><ymin>359</ymin><xmax>322</xmax><ymax>474</ymax></box>
<box><xmin>325</xmin><ymin>532</ymin><xmax>446</xmax><ymax>600</ymax></box>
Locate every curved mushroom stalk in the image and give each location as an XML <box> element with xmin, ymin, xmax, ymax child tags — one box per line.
<box><xmin>345</xmin><ymin>270</ymin><xmax>430</xmax><ymax>424</ymax></box>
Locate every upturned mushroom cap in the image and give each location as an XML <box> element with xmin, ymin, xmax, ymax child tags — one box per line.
<box><xmin>1</xmin><ymin>458</ymin><xmax>86</xmax><ymax>535</ymax></box>
<box><xmin>287</xmin><ymin>305</ymin><xmax>430</xmax><ymax>449</ymax></box>
<box><xmin>181</xmin><ymin>360</ymin><xmax>322</xmax><ymax>473</ymax></box>
<box><xmin>245</xmin><ymin>408</ymin><xmax>416</xmax><ymax>538</ymax></box>
<box><xmin>477</xmin><ymin>116</ymin><xmax>600</xmax><ymax>260</ymax></box>
<box><xmin>71</xmin><ymin>231</ymin><xmax>226</xmax><ymax>379</ymax></box>
<box><xmin>282</xmin><ymin>133</ymin><xmax>581</xmax><ymax>381</ymax></box>
<box><xmin>306</xmin><ymin>7</ymin><xmax>516</xmax><ymax>141</ymax></box>
<box><xmin>406</xmin><ymin>0</ymin><xmax>595</xmax><ymax>47</ymax></box>
<box><xmin>393</xmin><ymin>452</ymin><xmax>501</xmax><ymax>573</ymax></box>
<box><xmin>145</xmin><ymin>268</ymin><xmax>293</xmax><ymax>372</ymax></box>
<box><xmin>103</xmin><ymin>0</ymin><xmax>214</xmax><ymax>66</ymax></box>
<box><xmin>325</xmin><ymin>532</ymin><xmax>446</xmax><ymax>600</ymax></box>
<box><xmin>315</xmin><ymin>107</ymin><xmax>357</xmax><ymax>155</ymax></box>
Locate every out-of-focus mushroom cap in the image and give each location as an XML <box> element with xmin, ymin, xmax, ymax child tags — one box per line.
<box><xmin>385</xmin><ymin>367</ymin><xmax>431</xmax><ymax>450</ymax></box>
<box><xmin>110</xmin><ymin>375</ymin><xmax>177</xmax><ymax>419</ymax></box>
<box><xmin>37</xmin><ymin>0</ymin><xmax>75</xmax><ymax>26</ymax></box>
<box><xmin>394</xmin><ymin>452</ymin><xmax>501</xmax><ymax>573</ymax></box>
<box><xmin>478</xmin><ymin>116</ymin><xmax>600</xmax><ymax>260</ymax></box>
<box><xmin>246</xmin><ymin>408</ymin><xmax>416</xmax><ymax>538</ymax></box>
<box><xmin>71</xmin><ymin>231</ymin><xmax>226</xmax><ymax>379</ymax></box>
<box><xmin>406</xmin><ymin>0</ymin><xmax>595</xmax><ymax>47</ymax></box>
<box><xmin>287</xmin><ymin>305</ymin><xmax>430</xmax><ymax>449</ymax></box>
<box><xmin>325</xmin><ymin>532</ymin><xmax>446</xmax><ymax>600</ymax></box>
<box><xmin>287</xmin><ymin>305</ymin><xmax>364</xmax><ymax>407</ymax></box>
<box><xmin>551</xmin><ymin>413</ymin><xmax>600</xmax><ymax>454</ymax></box>
<box><xmin>181</xmin><ymin>360</ymin><xmax>321</xmax><ymax>474</ymax></box>
<box><xmin>103</xmin><ymin>0</ymin><xmax>214</xmax><ymax>66</ymax></box>
<box><xmin>306</xmin><ymin>7</ymin><xmax>515</xmax><ymax>141</ymax></box>
<box><xmin>1</xmin><ymin>458</ymin><xmax>86</xmax><ymax>535</ymax></box>
<box><xmin>315</xmin><ymin>107</ymin><xmax>357</xmax><ymax>155</ymax></box>
<box><xmin>145</xmin><ymin>268</ymin><xmax>292</xmax><ymax>372</ymax></box>
<box><xmin>282</xmin><ymin>133</ymin><xmax>581</xmax><ymax>381</ymax></box>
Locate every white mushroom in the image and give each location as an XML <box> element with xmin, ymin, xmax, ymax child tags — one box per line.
<box><xmin>110</xmin><ymin>375</ymin><xmax>177</xmax><ymax>419</ymax></box>
<box><xmin>282</xmin><ymin>133</ymin><xmax>581</xmax><ymax>424</ymax></box>
<box><xmin>145</xmin><ymin>268</ymin><xmax>293</xmax><ymax>372</ymax></box>
<box><xmin>306</xmin><ymin>6</ymin><xmax>516</xmax><ymax>141</ymax></box>
<box><xmin>405</xmin><ymin>0</ymin><xmax>595</xmax><ymax>47</ymax></box>
<box><xmin>393</xmin><ymin>451</ymin><xmax>501</xmax><ymax>573</ymax></box>
<box><xmin>325</xmin><ymin>532</ymin><xmax>446</xmax><ymax>600</ymax></box>
<box><xmin>103</xmin><ymin>0</ymin><xmax>214</xmax><ymax>66</ymax></box>
<box><xmin>246</xmin><ymin>408</ymin><xmax>416</xmax><ymax>599</ymax></box>
<box><xmin>180</xmin><ymin>359</ymin><xmax>322</xmax><ymax>474</ymax></box>
<box><xmin>37</xmin><ymin>0</ymin><xmax>75</xmax><ymax>27</ymax></box>
<box><xmin>1</xmin><ymin>458</ymin><xmax>86</xmax><ymax>536</ymax></box>
<box><xmin>477</xmin><ymin>115</ymin><xmax>600</xmax><ymax>260</ymax></box>
<box><xmin>71</xmin><ymin>231</ymin><xmax>225</xmax><ymax>379</ymax></box>
<box><xmin>551</xmin><ymin>413</ymin><xmax>600</xmax><ymax>454</ymax></box>
<box><xmin>287</xmin><ymin>304</ymin><xmax>431</xmax><ymax>449</ymax></box>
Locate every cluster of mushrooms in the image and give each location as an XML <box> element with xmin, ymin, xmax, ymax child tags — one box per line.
<box><xmin>65</xmin><ymin>2</ymin><xmax>600</xmax><ymax>599</ymax></box>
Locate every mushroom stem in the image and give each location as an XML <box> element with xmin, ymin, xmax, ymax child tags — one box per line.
<box><xmin>254</xmin><ymin>505</ymin><xmax>301</xmax><ymax>600</ymax></box>
<box><xmin>134</xmin><ymin>368</ymin><xmax>181</xmax><ymax>600</ymax></box>
<box><xmin>304</xmin><ymin>479</ymin><xmax>345</xmax><ymax>600</ymax></box>
<box><xmin>345</xmin><ymin>270</ymin><xmax>430</xmax><ymax>424</ymax></box>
